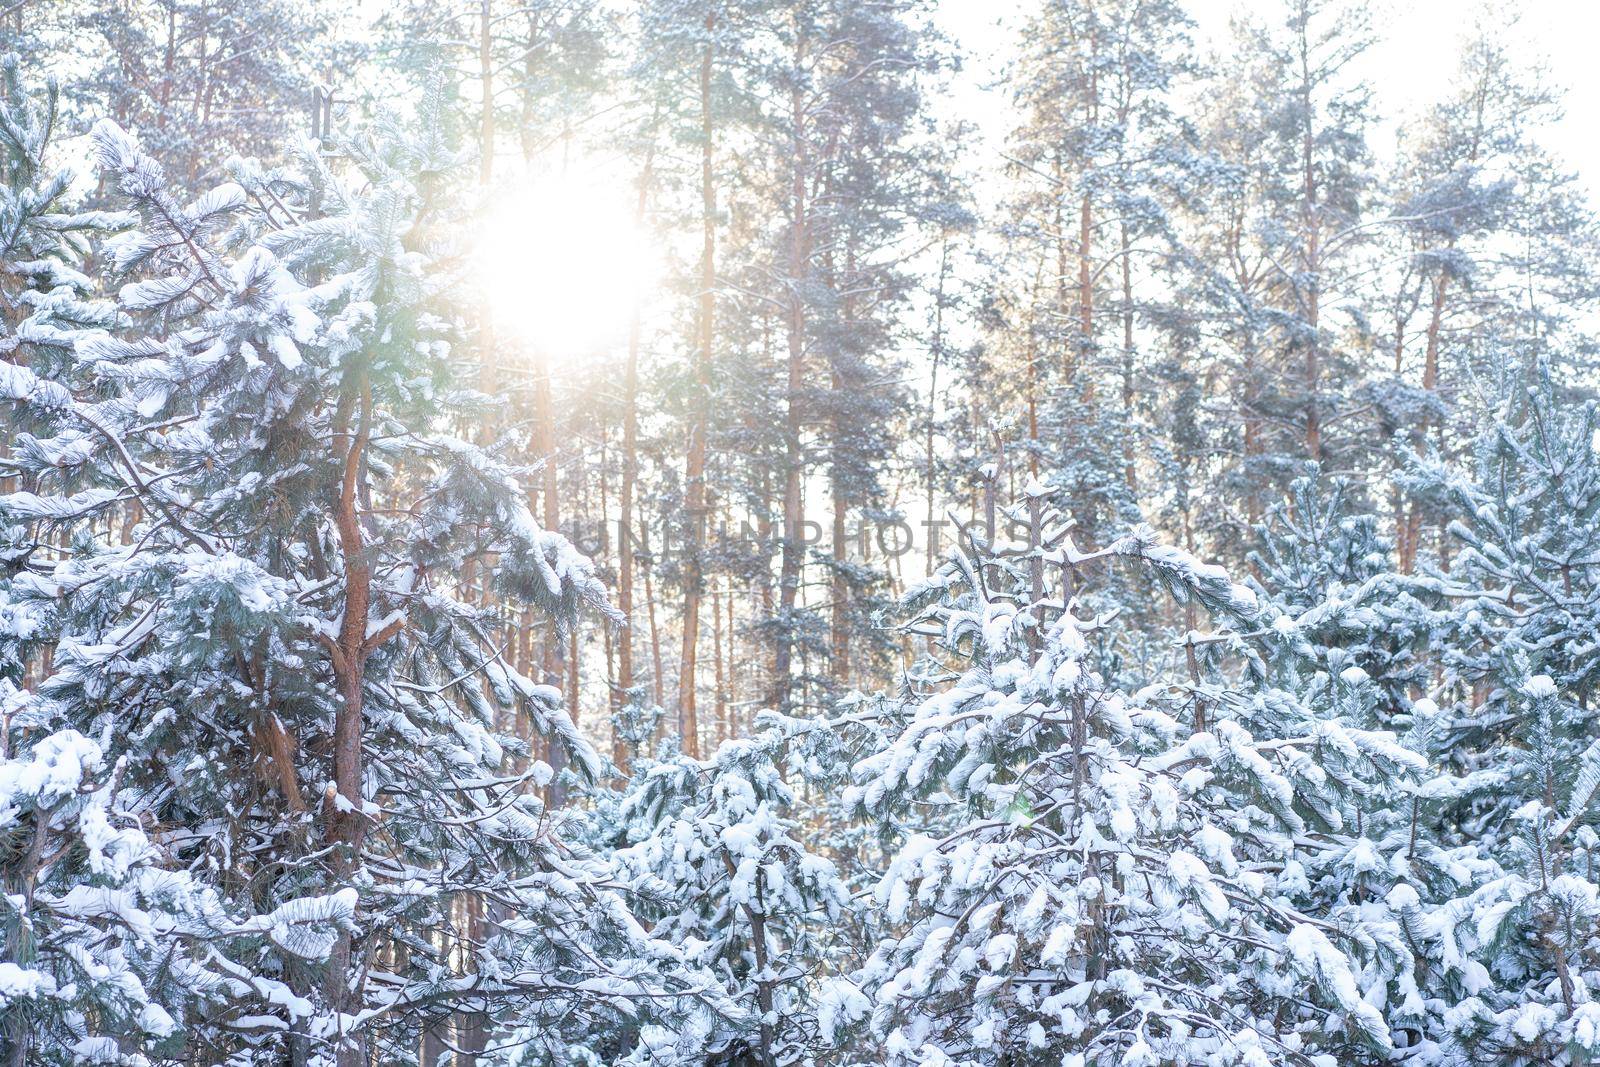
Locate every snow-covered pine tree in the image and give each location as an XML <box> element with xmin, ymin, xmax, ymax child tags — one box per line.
<box><xmin>0</xmin><ymin>58</ymin><xmax>361</xmax><ymax>1066</ymax></box>
<box><xmin>1182</xmin><ymin>0</ymin><xmax>1377</xmax><ymax>553</ymax></box>
<box><xmin>995</xmin><ymin>0</ymin><xmax>1197</xmax><ymax>539</ymax></box>
<box><xmin>610</xmin><ymin>725</ymin><xmax>861</xmax><ymax>1065</ymax></box>
<box><xmin>1401</xmin><ymin>359</ymin><xmax>1600</xmax><ymax>1063</ymax></box>
<box><xmin>850</xmin><ymin>479</ymin><xmax>1421</xmax><ymax>1065</ymax></box>
<box><xmin>1379</xmin><ymin>23</ymin><xmax>1528</xmax><ymax>575</ymax></box>
<box><xmin>1245</xmin><ymin>473</ymin><xmax>1510</xmax><ymax>1059</ymax></box>
<box><xmin>0</xmin><ymin>55</ymin><xmax>122</xmax><ymax>381</ymax></box>
<box><xmin>0</xmin><ymin>725</ymin><xmax>368</xmax><ymax>1065</ymax></box>
<box><xmin>0</xmin><ymin>52</ymin><xmax>123</xmax><ymax>685</ymax></box>
<box><xmin>1249</xmin><ymin>473</ymin><xmax>1440</xmax><ymax>727</ymax></box>
<box><xmin>48</xmin><ymin>0</ymin><xmax>336</xmax><ymax>187</ymax></box>
<box><xmin>0</xmin><ymin>88</ymin><xmax>710</xmax><ymax>1062</ymax></box>
<box><xmin>715</xmin><ymin>0</ymin><xmax>942</xmax><ymax>718</ymax></box>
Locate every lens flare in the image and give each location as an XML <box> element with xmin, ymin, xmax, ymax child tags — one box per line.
<box><xmin>474</xmin><ymin>169</ymin><xmax>659</xmax><ymax>358</ymax></box>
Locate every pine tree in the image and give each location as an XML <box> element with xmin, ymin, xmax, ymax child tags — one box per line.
<box><xmin>2</xmin><ymin>90</ymin><xmax>708</xmax><ymax>1062</ymax></box>
<box><xmin>850</xmin><ymin>482</ymin><xmax>1410</xmax><ymax>1064</ymax></box>
<box><xmin>1246</xmin><ymin>473</ymin><xmax>1502</xmax><ymax>1061</ymax></box>
<box><xmin>41</xmin><ymin>0</ymin><xmax>338</xmax><ymax>188</ymax></box>
<box><xmin>1250</xmin><ymin>473</ymin><xmax>1439</xmax><ymax>726</ymax></box>
<box><xmin>726</xmin><ymin>0</ymin><xmax>941</xmax><ymax>716</ymax></box>
<box><xmin>1182</xmin><ymin>0</ymin><xmax>1377</xmax><ymax>551</ymax></box>
<box><xmin>0</xmin><ymin>53</ymin><xmax>125</xmax><ymax>657</ymax></box>
<box><xmin>378</xmin><ymin>0</ymin><xmax>610</xmax><ymax>182</ymax></box>
<box><xmin>612</xmin><ymin>725</ymin><xmax>858</xmax><ymax>1065</ymax></box>
<box><xmin>1381</xmin><ymin>21</ymin><xmax>1600</xmax><ymax>573</ymax></box>
<box><xmin>994</xmin><ymin>0</ymin><xmax>1197</xmax><ymax>536</ymax></box>
<box><xmin>0</xmin><ymin>726</ymin><xmax>370</xmax><ymax>1065</ymax></box>
<box><xmin>0</xmin><ymin>58</ymin><xmax>359</xmax><ymax>1067</ymax></box>
<box><xmin>1402</xmin><ymin>359</ymin><xmax>1600</xmax><ymax>1063</ymax></box>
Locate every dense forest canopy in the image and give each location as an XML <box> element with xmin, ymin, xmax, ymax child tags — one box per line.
<box><xmin>3</xmin><ymin>0</ymin><xmax>1600</xmax><ymax>1064</ymax></box>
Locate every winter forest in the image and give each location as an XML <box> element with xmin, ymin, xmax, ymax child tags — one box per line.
<box><xmin>5</xmin><ymin>0</ymin><xmax>1600</xmax><ymax>1063</ymax></box>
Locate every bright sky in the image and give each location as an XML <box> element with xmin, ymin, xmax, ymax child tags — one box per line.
<box><xmin>938</xmin><ymin>0</ymin><xmax>1600</xmax><ymax>200</ymax></box>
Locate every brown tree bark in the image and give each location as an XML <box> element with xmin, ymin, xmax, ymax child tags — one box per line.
<box><xmin>1074</xmin><ymin>14</ymin><xmax>1098</xmax><ymax>403</ymax></box>
<box><xmin>455</xmin><ymin>893</ymin><xmax>489</xmax><ymax>1062</ymax></box>
<box><xmin>830</xmin><ymin>474</ymin><xmax>849</xmax><ymax>685</ymax></box>
<box><xmin>1077</xmin><ymin>189</ymin><xmax>1094</xmax><ymax>392</ymax></box>
<box><xmin>1119</xmin><ymin>220</ymin><xmax>1136</xmax><ymax>492</ymax></box>
<box><xmin>420</xmin><ymin>1018</ymin><xmax>450</xmax><ymax>1067</ymax></box>
<box><xmin>532</xmin><ymin>356</ymin><xmax>566</xmax><ymax>804</ymax></box>
<box><xmin>924</xmin><ymin>240</ymin><xmax>950</xmax><ymax>577</ymax></box>
<box><xmin>1399</xmin><ymin>272</ymin><xmax>1448</xmax><ymax>572</ymax></box>
<box><xmin>568</xmin><ymin>625</ymin><xmax>580</xmax><ymax>731</ymax></box>
<box><xmin>829</xmin><ymin>252</ymin><xmax>854</xmax><ymax>685</ymax></box>
<box><xmin>478</xmin><ymin>0</ymin><xmax>494</xmax><ymax>184</ymax></box>
<box><xmin>1027</xmin><ymin>257</ymin><xmax>1045</xmax><ymax>478</ymax></box>
<box><xmin>323</xmin><ymin>367</ymin><xmax>403</xmax><ymax>1067</ymax></box>
<box><xmin>773</xmin><ymin>43</ymin><xmax>810</xmax><ymax>714</ymax></box>
<box><xmin>614</xmin><ymin>150</ymin><xmax>655</xmax><ymax>772</ymax></box>
<box><xmin>644</xmin><ymin>546</ymin><xmax>664</xmax><ymax>709</ymax></box>
<box><xmin>711</xmin><ymin>577</ymin><xmax>726</xmax><ymax>743</ymax></box>
<box><xmin>1297</xmin><ymin>10</ymin><xmax>1322</xmax><ymax>460</ymax></box>
<box><xmin>678</xmin><ymin>15</ymin><xmax>716</xmax><ymax>756</ymax></box>
<box><xmin>1397</xmin><ymin>81</ymin><xmax>1485</xmax><ymax>572</ymax></box>
<box><xmin>726</xmin><ymin>579</ymin><xmax>738</xmax><ymax>734</ymax></box>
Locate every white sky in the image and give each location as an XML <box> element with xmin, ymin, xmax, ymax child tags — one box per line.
<box><xmin>937</xmin><ymin>0</ymin><xmax>1600</xmax><ymax>200</ymax></box>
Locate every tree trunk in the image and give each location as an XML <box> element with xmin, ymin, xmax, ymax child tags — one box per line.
<box><xmin>1299</xmin><ymin>13</ymin><xmax>1321</xmax><ymax>460</ymax></box>
<box><xmin>829</xmin><ymin>249</ymin><xmax>854</xmax><ymax>685</ymax></box>
<box><xmin>678</xmin><ymin>18</ymin><xmax>716</xmax><ymax>756</ymax></box>
<box><xmin>600</xmin><ymin>431</ymin><xmax>615</xmax><ymax>721</ymax></box>
<box><xmin>644</xmin><ymin>546</ymin><xmax>664</xmax><ymax>710</ymax></box>
<box><xmin>478</xmin><ymin>0</ymin><xmax>494</xmax><ymax>184</ymax></box>
<box><xmin>533</xmin><ymin>357</ymin><xmax>567</xmax><ymax>805</ymax></box>
<box><xmin>1400</xmin><ymin>271</ymin><xmax>1449</xmax><ymax>572</ymax></box>
<box><xmin>568</xmin><ymin>625</ymin><xmax>580</xmax><ymax>730</ymax></box>
<box><xmin>924</xmin><ymin>240</ymin><xmax>949</xmax><ymax>577</ymax></box>
<box><xmin>455</xmin><ymin>894</ymin><xmax>488</xmax><ymax>1065</ymax></box>
<box><xmin>325</xmin><ymin>368</ymin><xmax>382</xmax><ymax>1067</ymax></box>
<box><xmin>518</xmin><ymin>9</ymin><xmax>540</xmax><ymax>163</ymax></box>
<box><xmin>726</xmin><ymin>580</ymin><xmax>738</xmax><ymax>734</ymax></box>
<box><xmin>614</xmin><ymin>151</ymin><xmax>654</xmax><ymax>772</ymax></box>
<box><xmin>1027</xmin><ymin>256</ymin><xmax>1045</xmax><ymax>477</ymax></box>
<box><xmin>419</xmin><ymin>1010</ymin><xmax>450</xmax><ymax>1067</ymax></box>
<box><xmin>1075</xmin><ymin>20</ymin><xmax>1098</xmax><ymax>401</ymax></box>
<box><xmin>1077</xmin><ymin>190</ymin><xmax>1094</xmax><ymax>397</ymax></box>
<box><xmin>711</xmin><ymin>577</ymin><xmax>726</xmax><ymax>744</ymax></box>
<box><xmin>830</xmin><ymin>471</ymin><xmax>849</xmax><ymax>685</ymax></box>
<box><xmin>1120</xmin><ymin>220</ymin><xmax>1136</xmax><ymax>493</ymax></box>
<box><xmin>773</xmin><ymin>52</ymin><xmax>809</xmax><ymax>714</ymax></box>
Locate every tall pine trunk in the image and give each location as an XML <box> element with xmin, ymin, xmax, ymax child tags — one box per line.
<box><xmin>615</xmin><ymin>149</ymin><xmax>654</xmax><ymax>772</ymax></box>
<box><xmin>924</xmin><ymin>240</ymin><xmax>950</xmax><ymax>577</ymax></box>
<box><xmin>1077</xmin><ymin>189</ymin><xmax>1094</xmax><ymax>397</ymax></box>
<box><xmin>678</xmin><ymin>19</ymin><xmax>716</xmax><ymax>756</ymax></box>
<box><xmin>1399</xmin><ymin>271</ymin><xmax>1449</xmax><ymax>572</ymax></box>
<box><xmin>773</xmin><ymin>46</ymin><xmax>809</xmax><ymax>715</ymax></box>
<box><xmin>711</xmin><ymin>577</ymin><xmax>726</xmax><ymax>743</ymax></box>
<box><xmin>644</xmin><ymin>548</ymin><xmax>664</xmax><ymax>709</ymax></box>
<box><xmin>829</xmin><ymin>251</ymin><xmax>855</xmax><ymax>685</ymax></box>
<box><xmin>478</xmin><ymin>0</ymin><xmax>493</xmax><ymax>184</ymax></box>
<box><xmin>1298</xmin><ymin>9</ymin><xmax>1322</xmax><ymax>460</ymax></box>
<box><xmin>533</xmin><ymin>358</ymin><xmax>567</xmax><ymax>804</ymax></box>
<box><xmin>1119</xmin><ymin>220</ymin><xmax>1136</xmax><ymax>493</ymax></box>
<box><xmin>325</xmin><ymin>367</ymin><xmax>401</xmax><ymax>1067</ymax></box>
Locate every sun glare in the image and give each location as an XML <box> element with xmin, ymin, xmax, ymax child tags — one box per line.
<box><xmin>474</xmin><ymin>170</ymin><xmax>660</xmax><ymax>358</ymax></box>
